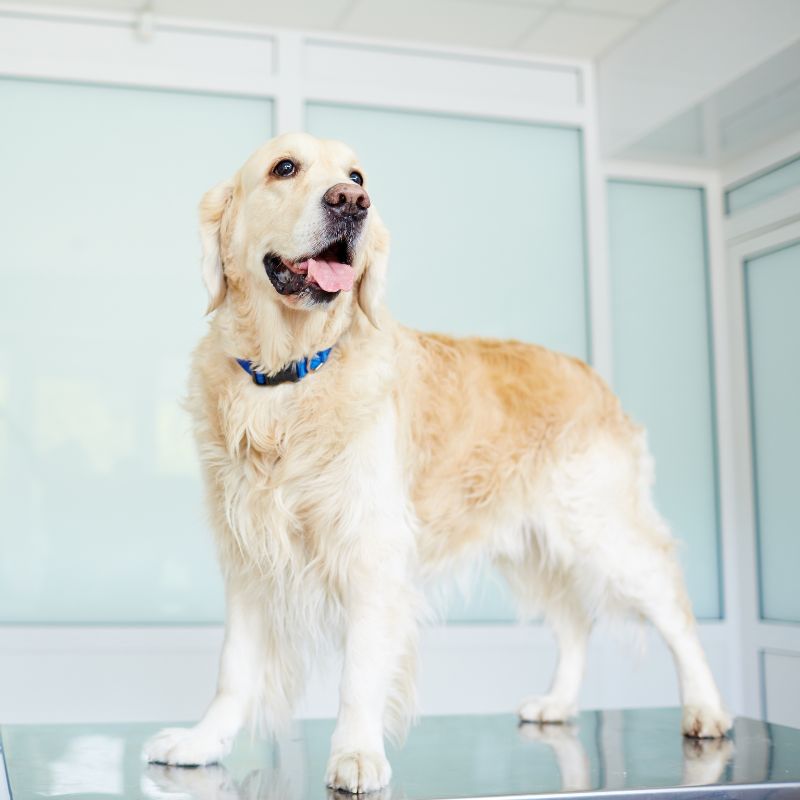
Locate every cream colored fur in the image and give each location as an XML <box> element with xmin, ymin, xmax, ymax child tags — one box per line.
<box><xmin>142</xmin><ymin>133</ymin><xmax>731</xmax><ymax>793</ymax></box>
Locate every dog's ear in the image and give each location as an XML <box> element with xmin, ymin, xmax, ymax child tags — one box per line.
<box><xmin>199</xmin><ymin>179</ymin><xmax>234</xmax><ymax>314</ymax></box>
<box><xmin>358</xmin><ymin>213</ymin><xmax>390</xmax><ymax>329</ymax></box>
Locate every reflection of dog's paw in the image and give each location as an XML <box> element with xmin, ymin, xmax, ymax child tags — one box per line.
<box><xmin>143</xmin><ymin>763</ymin><xmax>239</xmax><ymax>800</ymax></box>
<box><xmin>518</xmin><ymin>720</ymin><xmax>579</xmax><ymax>743</ymax></box>
<box><xmin>682</xmin><ymin>737</ymin><xmax>735</xmax><ymax>786</ymax></box>
<box><xmin>142</xmin><ymin>726</ymin><xmax>232</xmax><ymax>766</ymax></box>
<box><xmin>326</xmin><ymin>750</ymin><xmax>391</xmax><ymax>794</ymax></box>
<box><xmin>326</xmin><ymin>785</ymin><xmax>393</xmax><ymax>800</ymax></box>
<box><xmin>518</xmin><ymin>695</ymin><xmax>576</xmax><ymax>724</ymax></box>
<box><xmin>517</xmin><ymin>719</ymin><xmax>590</xmax><ymax>792</ymax></box>
<box><xmin>681</xmin><ymin>705</ymin><xmax>733</xmax><ymax>739</ymax></box>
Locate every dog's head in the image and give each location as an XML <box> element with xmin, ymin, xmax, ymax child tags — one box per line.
<box><xmin>200</xmin><ymin>132</ymin><xmax>389</xmax><ymax>327</ymax></box>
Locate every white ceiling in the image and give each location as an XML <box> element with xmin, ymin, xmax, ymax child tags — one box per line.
<box><xmin>622</xmin><ymin>38</ymin><xmax>800</xmax><ymax>164</ymax></box>
<box><xmin>20</xmin><ymin>0</ymin><xmax>674</xmax><ymax>60</ymax></box>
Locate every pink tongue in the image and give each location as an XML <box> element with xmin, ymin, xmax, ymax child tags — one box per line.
<box><xmin>303</xmin><ymin>258</ymin><xmax>354</xmax><ymax>292</ymax></box>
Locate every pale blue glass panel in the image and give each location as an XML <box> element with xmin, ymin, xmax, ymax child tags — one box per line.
<box><xmin>745</xmin><ymin>241</ymin><xmax>800</xmax><ymax>623</ymax></box>
<box><xmin>726</xmin><ymin>156</ymin><xmax>800</xmax><ymax>214</ymax></box>
<box><xmin>0</xmin><ymin>78</ymin><xmax>272</xmax><ymax>622</ymax></box>
<box><xmin>607</xmin><ymin>181</ymin><xmax>721</xmax><ymax>620</ymax></box>
<box><xmin>307</xmin><ymin>103</ymin><xmax>589</xmax><ymax>622</ymax></box>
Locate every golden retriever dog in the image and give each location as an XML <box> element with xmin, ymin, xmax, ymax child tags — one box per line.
<box><xmin>143</xmin><ymin>132</ymin><xmax>731</xmax><ymax>793</ymax></box>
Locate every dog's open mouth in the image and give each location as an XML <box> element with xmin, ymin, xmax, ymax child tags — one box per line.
<box><xmin>263</xmin><ymin>239</ymin><xmax>354</xmax><ymax>302</ymax></box>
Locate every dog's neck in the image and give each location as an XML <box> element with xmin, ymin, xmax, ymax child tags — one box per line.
<box><xmin>212</xmin><ymin>281</ymin><xmax>363</xmax><ymax>373</ymax></box>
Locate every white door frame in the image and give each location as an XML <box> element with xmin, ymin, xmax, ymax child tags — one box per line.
<box><xmin>601</xmin><ymin>160</ymin><xmax>744</xmax><ymax>713</ymax></box>
<box><xmin>725</xmin><ymin>217</ymin><xmax>800</xmax><ymax>720</ymax></box>
<box><xmin>721</xmin><ymin>128</ymin><xmax>800</xmax><ymax>721</ymax></box>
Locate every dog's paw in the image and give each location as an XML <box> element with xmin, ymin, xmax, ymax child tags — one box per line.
<box><xmin>326</xmin><ymin>750</ymin><xmax>391</xmax><ymax>794</ymax></box>
<box><xmin>142</xmin><ymin>726</ymin><xmax>232</xmax><ymax>766</ymax></box>
<box><xmin>517</xmin><ymin>695</ymin><xmax>576</xmax><ymax>724</ymax></box>
<box><xmin>681</xmin><ymin>705</ymin><xmax>733</xmax><ymax>739</ymax></box>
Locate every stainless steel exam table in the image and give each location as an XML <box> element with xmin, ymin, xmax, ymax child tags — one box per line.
<box><xmin>2</xmin><ymin>707</ymin><xmax>799</xmax><ymax>799</ymax></box>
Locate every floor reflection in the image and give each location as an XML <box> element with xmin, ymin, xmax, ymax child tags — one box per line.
<box><xmin>48</xmin><ymin>734</ymin><xmax>124</xmax><ymax>797</ymax></box>
<box><xmin>140</xmin><ymin>711</ymin><xmax>737</xmax><ymax>799</ymax></box>
<box><xmin>518</xmin><ymin>722</ymin><xmax>590</xmax><ymax>791</ymax></box>
<box><xmin>142</xmin><ymin>764</ymin><xmax>239</xmax><ymax>800</ymax></box>
<box><xmin>681</xmin><ymin>736</ymin><xmax>735</xmax><ymax>787</ymax></box>
<box><xmin>517</xmin><ymin>714</ymin><xmax>734</xmax><ymax>792</ymax></box>
<box><xmin>143</xmin><ymin>763</ymin><xmax>397</xmax><ymax>800</ymax></box>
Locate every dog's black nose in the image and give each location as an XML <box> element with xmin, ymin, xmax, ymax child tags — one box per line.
<box><xmin>322</xmin><ymin>183</ymin><xmax>370</xmax><ymax>218</ymax></box>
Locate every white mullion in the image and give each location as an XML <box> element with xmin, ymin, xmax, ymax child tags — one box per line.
<box><xmin>274</xmin><ymin>30</ymin><xmax>305</xmax><ymax>135</ymax></box>
<box><xmin>723</xmin><ymin>236</ymin><xmax>762</xmax><ymax>717</ymax></box>
<box><xmin>581</xmin><ymin>62</ymin><xmax>612</xmax><ymax>381</ymax></box>
<box><xmin>301</xmin><ymin>32</ymin><xmax>587</xmax><ymax>72</ymax></box>
<box><xmin>301</xmin><ymin>84</ymin><xmax>587</xmax><ymax>128</ymax></box>
<box><xmin>705</xmin><ymin>171</ymin><xmax>747</xmax><ymax>714</ymax></box>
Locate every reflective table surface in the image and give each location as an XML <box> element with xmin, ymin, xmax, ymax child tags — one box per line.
<box><xmin>2</xmin><ymin>708</ymin><xmax>800</xmax><ymax>799</ymax></box>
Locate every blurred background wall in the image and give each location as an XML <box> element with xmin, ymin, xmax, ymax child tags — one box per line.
<box><xmin>0</xmin><ymin>0</ymin><xmax>798</xmax><ymax>728</ymax></box>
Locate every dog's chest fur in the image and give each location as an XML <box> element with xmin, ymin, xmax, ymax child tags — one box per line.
<box><xmin>193</xmin><ymin>358</ymin><xmax>399</xmax><ymax>585</ymax></box>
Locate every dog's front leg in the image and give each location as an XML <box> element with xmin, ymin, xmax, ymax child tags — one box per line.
<box><xmin>326</xmin><ymin>554</ymin><xmax>413</xmax><ymax>794</ymax></box>
<box><xmin>143</xmin><ymin>583</ymin><xmax>262</xmax><ymax>766</ymax></box>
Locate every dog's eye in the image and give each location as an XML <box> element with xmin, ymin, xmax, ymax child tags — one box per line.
<box><xmin>349</xmin><ymin>170</ymin><xmax>363</xmax><ymax>186</ymax></box>
<box><xmin>273</xmin><ymin>159</ymin><xmax>297</xmax><ymax>178</ymax></box>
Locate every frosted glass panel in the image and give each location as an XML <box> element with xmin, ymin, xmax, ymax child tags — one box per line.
<box><xmin>307</xmin><ymin>103</ymin><xmax>588</xmax><ymax>621</ymax></box>
<box><xmin>726</xmin><ymin>156</ymin><xmax>800</xmax><ymax>214</ymax></box>
<box><xmin>745</xmin><ymin>241</ymin><xmax>800</xmax><ymax>623</ymax></box>
<box><xmin>607</xmin><ymin>181</ymin><xmax>721</xmax><ymax>620</ymax></box>
<box><xmin>0</xmin><ymin>78</ymin><xmax>272</xmax><ymax>622</ymax></box>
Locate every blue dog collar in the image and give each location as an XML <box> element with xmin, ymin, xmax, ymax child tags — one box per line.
<box><xmin>236</xmin><ymin>348</ymin><xmax>332</xmax><ymax>386</ymax></box>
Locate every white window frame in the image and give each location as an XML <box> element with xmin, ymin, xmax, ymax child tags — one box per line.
<box><xmin>601</xmin><ymin>160</ymin><xmax>743</xmax><ymax>713</ymax></box>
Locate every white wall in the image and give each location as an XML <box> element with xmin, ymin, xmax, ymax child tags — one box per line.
<box><xmin>0</xmin><ymin>624</ymin><xmax>736</xmax><ymax>724</ymax></box>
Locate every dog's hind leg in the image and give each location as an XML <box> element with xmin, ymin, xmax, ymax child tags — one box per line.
<box><xmin>535</xmin><ymin>437</ymin><xmax>731</xmax><ymax>739</ymax></box>
<box><xmin>575</xmin><ymin>494</ymin><xmax>731</xmax><ymax>738</ymax></box>
<box><xmin>143</xmin><ymin>583</ymin><xmax>264</xmax><ymax>766</ymax></box>
<box><xmin>611</xmin><ymin>535</ymin><xmax>732</xmax><ymax>738</ymax></box>
<box><xmin>517</xmin><ymin>596</ymin><xmax>592</xmax><ymax>724</ymax></box>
